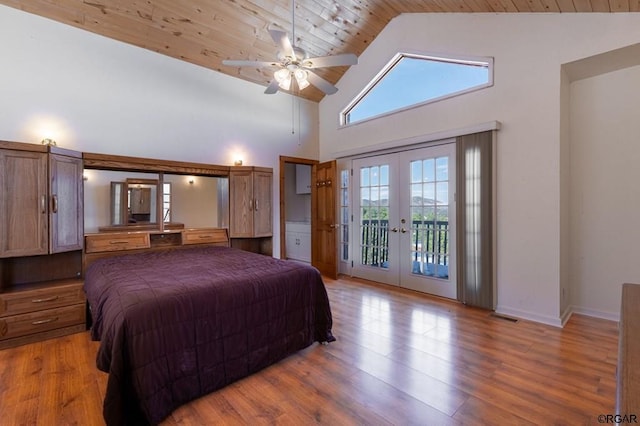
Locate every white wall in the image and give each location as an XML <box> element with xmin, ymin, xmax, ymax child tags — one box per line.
<box><xmin>569</xmin><ymin>65</ymin><xmax>640</xmax><ymax>320</ymax></box>
<box><xmin>0</xmin><ymin>4</ymin><xmax>320</xmax><ymax>257</ymax></box>
<box><xmin>319</xmin><ymin>13</ymin><xmax>640</xmax><ymax>325</ymax></box>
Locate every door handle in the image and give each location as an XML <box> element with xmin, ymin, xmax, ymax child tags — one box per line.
<box><xmin>391</xmin><ymin>227</ymin><xmax>398</xmax><ymax>233</ymax></box>
<box><xmin>401</xmin><ymin>228</ymin><xmax>407</xmax><ymax>233</ymax></box>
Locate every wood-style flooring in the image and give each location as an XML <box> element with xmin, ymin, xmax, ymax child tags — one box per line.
<box><xmin>0</xmin><ymin>276</ymin><xmax>618</xmax><ymax>425</ymax></box>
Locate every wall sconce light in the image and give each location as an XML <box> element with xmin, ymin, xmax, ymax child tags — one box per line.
<box><xmin>188</xmin><ymin>177</ymin><xmax>195</xmax><ymax>185</ymax></box>
<box><xmin>41</xmin><ymin>138</ymin><xmax>57</xmax><ymax>146</ymax></box>
<box><xmin>234</xmin><ymin>159</ymin><xmax>243</xmax><ymax>166</ymax></box>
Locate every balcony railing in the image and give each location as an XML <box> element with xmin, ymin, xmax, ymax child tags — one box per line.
<box><xmin>360</xmin><ymin>219</ymin><xmax>449</xmax><ymax>277</ymax></box>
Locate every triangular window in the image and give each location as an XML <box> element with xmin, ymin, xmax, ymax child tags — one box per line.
<box><xmin>342</xmin><ymin>52</ymin><xmax>493</xmax><ymax>125</ymax></box>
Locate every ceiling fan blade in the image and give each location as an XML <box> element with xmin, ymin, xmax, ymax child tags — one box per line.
<box><xmin>222</xmin><ymin>60</ymin><xmax>278</xmax><ymax>68</ymax></box>
<box><xmin>306</xmin><ymin>71</ymin><xmax>338</xmax><ymax>95</ymax></box>
<box><xmin>264</xmin><ymin>80</ymin><xmax>280</xmax><ymax>94</ymax></box>
<box><xmin>268</xmin><ymin>29</ymin><xmax>295</xmax><ymax>59</ymax></box>
<box><xmin>303</xmin><ymin>53</ymin><xmax>358</xmax><ymax>69</ymax></box>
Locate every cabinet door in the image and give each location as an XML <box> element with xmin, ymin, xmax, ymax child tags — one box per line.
<box><xmin>129</xmin><ymin>187</ymin><xmax>151</xmax><ymax>214</ymax></box>
<box><xmin>49</xmin><ymin>154</ymin><xmax>83</xmax><ymax>253</ymax></box>
<box><xmin>229</xmin><ymin>170</ymin><xmax>254</xmax><ymax>237</ymax></box>
<box><xmin>295</xmin><ymin>164</ymin><xmax>311</xmax><ymax>194</ymax></box>
<box><xmin>0</xmin><ymin>150</ymin><xmax>48</xmax><ymax>257</ymax></box>
<box><xmin>285</xmin><ymin>231</ymin><xmax>298</xmax><ymax>259</ymax></box>
<box><xmin>297</xmin><ymin>231</ymin><xmax>311</xmax><ymax>262</ymax></box>
<box><xmin>253</xmin><ymin>171</ymin><xmax>272</xmax><ymax>237</ymax></box>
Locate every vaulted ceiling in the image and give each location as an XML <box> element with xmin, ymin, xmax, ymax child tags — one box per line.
<box><xmin>1</xmin><ymin>0</ymin><xmax>635</xmax><ymax>102</ymax></box>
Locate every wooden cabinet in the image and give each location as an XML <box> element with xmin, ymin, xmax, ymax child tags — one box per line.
<box><xmin>0</xmin><ymin>143</ymin><xmax>83</xmax><ymax>258</ymax></box>
<box><xmin>229</xmin><ymin>167</ymin><xmax>273</xmax><ymax>238</ymax></box>
<box><xmin>0</xmin><ymin>279</ymin><xmax>85</xmax><ymax>350</ymax></box>
<box><xmin>0</xmin><ymin>141</ymin><xmax>85</xmax><ymax>349</ymax></box>
<box><xmin>617</xmin><ymin>283</ymin><xmax>640</xmax><ymax>415</ymax></box>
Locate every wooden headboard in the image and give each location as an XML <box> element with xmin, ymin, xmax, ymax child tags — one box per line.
<box><xmin>83</xmin><ymin>227</ymin><xmax>229</xmax><ymax>272</ymax></box>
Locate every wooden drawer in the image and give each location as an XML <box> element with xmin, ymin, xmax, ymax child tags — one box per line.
<box><xmin>0</xmin><ymin>281</ymin><xmax>85</xmax><ymax>317</ymax></box>
<box><xmin>85</xmin><ymin>232</ymin><xmax>150</xmax><ymax>253</ymax></box>
<box><xmin>0</xmin><ymin>303</ymin><xmax>85</xmax><ymax>341</ymax></box>
<box><xmin>182</xmin><ymin>228</ymin><xmax>229</xmax><ymax>245</ymax></box>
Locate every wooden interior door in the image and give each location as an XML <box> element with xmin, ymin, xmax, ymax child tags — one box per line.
<box><xmin>312</xmin><ymin>160</ymin><xmax>338</xmax><ymax>279</ymax></box>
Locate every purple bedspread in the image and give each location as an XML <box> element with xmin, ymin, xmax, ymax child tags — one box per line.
<box><xmin>84</xmin><ymin>246</ymin><xmax>334</xmax><ymax>425</ymax></box>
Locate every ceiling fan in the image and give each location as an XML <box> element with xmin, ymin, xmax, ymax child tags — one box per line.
<box><xmin>222</xmin><ymin>1</ymin><xmax>358</xmax><ymax>95</ymax></box>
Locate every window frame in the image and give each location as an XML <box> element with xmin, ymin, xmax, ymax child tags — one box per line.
<box><xmin>340</xmin><ymin>51</ymin><xmax>494</xmax><ymax>127</ymax></box>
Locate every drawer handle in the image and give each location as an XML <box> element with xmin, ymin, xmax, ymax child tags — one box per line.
<box><xmin>32</xmin><ymin>296</ymin><xmax>59</xmax><ymax>303</ymax></box>
<box><xmin>109</xmin><ymin>241</ymin><xmax>129</xmax><ymax>244</ymax></box>
<box><xmin>32</xmin><ymin>317</ymin><xmax>58</xmax><ymax>325</ymax></box>
<box><xmin>198</xmin><ymin>235</ymin><xmax>212</xmax><ymax>239</ymax></box>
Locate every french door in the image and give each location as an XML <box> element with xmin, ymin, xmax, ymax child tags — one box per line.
<box><xmin>352</xmin><ymin>143</ymin><xmax>456</xmax><ymax>299</ymax></box>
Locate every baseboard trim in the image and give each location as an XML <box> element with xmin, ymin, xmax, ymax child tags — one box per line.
<box><xmin>495</xmin><ymin>305</ymin><xmax>564</xmax><ymax>328</ymax></box>
<box><xmin>570</xmin><ymin>305</ymin><xmax>619</xmax><ymax>322</ymax></box>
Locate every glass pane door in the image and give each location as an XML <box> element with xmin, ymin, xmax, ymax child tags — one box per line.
<box><xmin>349</xmin><ymin>144</ymin><xmax>456</xmax><ymax>299</ymax></box>
<box><xmin>399</xmin><ymin>144</ymin><xmax>456</xmax><ymax>298</ymax></box>
<box><xmin>352</xmin><ymin>154</ymin><xmax>399</xmax><ymax>285</ymax></box>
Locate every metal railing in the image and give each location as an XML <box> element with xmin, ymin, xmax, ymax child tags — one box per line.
<box><xmin>360</xmin><ymin>219</ymin><xmax>449</xmax><ymax>269</ymax></box>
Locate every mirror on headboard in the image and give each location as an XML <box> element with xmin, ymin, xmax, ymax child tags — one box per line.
<box><xmin>83</xmin><ymin>169</ymin><xmax>229</xmax><ymax>233</ymax></box>
<box><xmin>162</xmin><ymin>174</ymin><xmax>228</xmax><ymax>229</ymax></box>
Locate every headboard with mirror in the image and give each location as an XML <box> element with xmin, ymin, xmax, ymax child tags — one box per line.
<box><xmin>81</xmin><ymin>151</ymin><xmax>271</xmax><ymax>260</ymax></box>
<box><xmin>83</xmin><ymin>152</ymin><xmax>231</xmax><ymax>234</ymax></box>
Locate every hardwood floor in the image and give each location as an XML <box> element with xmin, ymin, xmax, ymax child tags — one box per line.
<box><xmin>0</xmin><ymin>276</ymin><xmax>618</xmax><ymax>425</ymax></box>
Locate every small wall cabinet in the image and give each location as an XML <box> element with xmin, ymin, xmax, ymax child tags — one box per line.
<box><xmin>0</xmin><ymin>144</ymin><xmax>83</xmax><ymax>257</ymax></box>
<box><xmin>295</xmin><ymin>164</ymin><xmax>311</xmax><ymax>194</ymax></box>
<box><xmin>229</xmin><ymin>166</ymin><xmax>273</xmax><ymax>255</ymax></box>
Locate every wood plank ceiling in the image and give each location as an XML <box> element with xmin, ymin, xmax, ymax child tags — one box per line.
<box><xmin>1</xmin><ymin>0</ymin><xmax>636</xmax><ymax>102</ymax></box>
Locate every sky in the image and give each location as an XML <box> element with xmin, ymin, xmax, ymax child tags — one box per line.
<box><xmin>347</xmin><ymin>55</ymin><xmax>490</xmax><ymax>124</ymax></box>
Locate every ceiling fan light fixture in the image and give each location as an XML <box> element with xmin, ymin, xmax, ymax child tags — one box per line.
<box><xmin>297</xmin><ymin>78</ymin><xmax>310</xmax><ymax>90</ymax></box>
<box><xmin>294</xmin><ymin>69</ymin><xmax>310</xmax><ymax>90</ymax></box>
<box><xmin>274</xmin><ymin>68</ymin><xmax>292</xmax><ymax>90</ymax></box>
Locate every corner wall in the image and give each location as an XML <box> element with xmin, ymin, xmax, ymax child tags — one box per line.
<box><xmin>568</xmin><ymin>64</ymin><xmax>640</xmax><ymax>321</ymax></box>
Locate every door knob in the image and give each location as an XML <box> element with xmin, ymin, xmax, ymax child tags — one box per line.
<box><xmin>401</xmin><ymin>228</ymin><xmax>407</xmax><ymax>233</ymax></box>
<box><xmin>391</xmin><ymin>227</ymin><xmax>398</xmax><ymax>233</ymax></box>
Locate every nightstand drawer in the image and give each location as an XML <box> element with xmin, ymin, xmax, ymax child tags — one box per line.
<box><xmin>0</xmin><ymin>304</ymin><xmax>85</xmax><ymax>341</ymax></box>
<box><xmin>182</xmin><ymin>228</ymin><xmax>229</xmax><ymax>245</ymax></box>
<box><xmin>85</xmin><ymin>232</ymin><xmax>150</xmax><ymax>253</ymax></box>
<box><xmin>0</xmin><ymin>281</ymin><xmax>85</xmax><ymax>317</ymax></box>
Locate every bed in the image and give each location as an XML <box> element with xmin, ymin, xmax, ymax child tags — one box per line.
<box><xmin>84</xmin><ymin>244</ymin><xmax>335</xmax><ymax>425</ymax></box>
